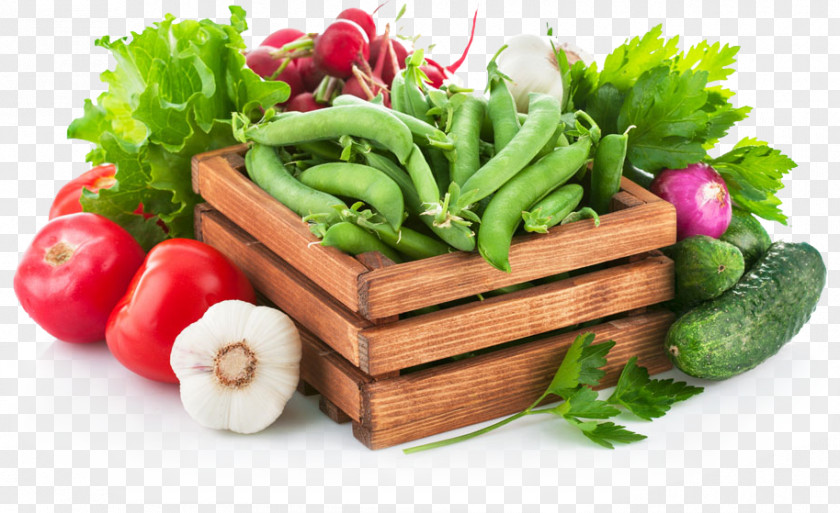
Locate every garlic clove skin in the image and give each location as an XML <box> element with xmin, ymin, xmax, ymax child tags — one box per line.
<box><xmin>170</xmin><ymin>300</ymin><xmax>301</xmax><ymax>435</ymax></box>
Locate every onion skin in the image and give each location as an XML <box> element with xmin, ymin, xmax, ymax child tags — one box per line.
<box><xmin>650</xmin><ymin>163</ymin><xmax>732</xmax><ymax>241</ymax></box>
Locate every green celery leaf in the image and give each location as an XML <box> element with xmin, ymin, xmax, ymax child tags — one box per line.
<box><xmin>673</xmin><ymin>40</ymin><xmax>739</xmax><ymax>83</ymax></box>
<box><xmin>572</xmin><ymin>420</ymin><xmax>647</xmax><ymax>449</ymax></box>
<box><xmin>585</xmin><ymin>83</ymin><xmax>624</xmax><ymax>136</ymax></box>
<box><xmin>598</xmin><ymin>24</ymin><xmax>680</xmax><ymax>91</ymax></box>
<box><xmin>701</xmin><ymin>86</ymin><xmax>751</xmax><ymax>149</ymax></box>
<box><xmin>617</xmin><ymin>66</ymin><xmax>710</xmax><ymax>171</ymax></box>
<box><xmin>568</xmin><ymin>60</ymin><xmax>599</xmax><ymax>112</ymax></box>
<box><xmin>709</xmin><ymin>138</ymin><xmax>796</xmax><ymax>224</ymax></box>
<box><xmin>564</xmin><ymin>387</ymin><xmax>621</xmax><ymax>419</ymax></box>
<box><xmin>576</xmin><ymin>338</ymin><xmax>615</xmax><ymax>386</ymax></box>
<box><xmin>607</xmin><ymin>357</ymin><xmax>704</xmax><ymax>421</ymax></box>
<box><xmin>545</xmin><ymin>333</ymin><xmax>592</xmax><ymax>395</ymax></box>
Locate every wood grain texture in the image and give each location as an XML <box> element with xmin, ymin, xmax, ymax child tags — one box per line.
<box><xmin>319</xmin><ymin>396</ymin><xmax>352</xmax><ymax>424</ymax></box>
<box><xmin>358</xmin><ymin>255</ymin><xmax>674</xmax><ymax>375</ymax></box>
<box><xmin>298</xmin><ymin>324</ymin><xmax>369</xmax><ymax>423</ymax></box>
<box><xmin>619</xmin><ymin>175</ymin><xmax>665</xmax><ymax>204</ymax></box>
<box><xmin>191</xmin><ymin>144</ymin><xmax>249</xmax><ymax>194</ymax></box>
<box><xmin>354</xmin><ymin>310</ymin><xmax>675</xmax><ymax>449</ymax></box>
<box><xmin>358</xmin><ymin>200</ymin><xmax>676</xmax><ymax>319</ymax></box>
<box><xmin>197</xmin><ymin>207</ymin><xmax>370</xmax><ymax>366</ymax></box>
<box><xmin>193</xmin><ymin>153</ymin><xmax>367</xmax><ymax>311</ymax></box>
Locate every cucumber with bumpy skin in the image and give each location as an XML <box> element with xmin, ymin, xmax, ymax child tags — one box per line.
<box><xmin>719</xmin><ymin>207</ymin><xmax>772</xmax><ymax>269</ymax></box>
<box><xmin>665</xmin><ymin>241</ymin><xmax>826</xmax><ymax>380</ymax></box>
<box><xmin>664</xmin><ymin>235</ymin><xmax>744</xmax><ymax>309</ymax></box>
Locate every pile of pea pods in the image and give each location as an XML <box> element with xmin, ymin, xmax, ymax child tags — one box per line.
<box><xmin>235</xmin><ymin>56</ymin><xmax>627</xmax><ymax>273</ymax></box>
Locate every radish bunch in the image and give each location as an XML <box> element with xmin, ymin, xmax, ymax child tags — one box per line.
<box><xmin>246</xmin><ymin>7</ymin><xmax>479</xmax><ymax>111</ymax></box>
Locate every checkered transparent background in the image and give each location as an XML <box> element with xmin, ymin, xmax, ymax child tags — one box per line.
<box><xmin>2</xmin><ymin>0</ymin><xmax>838</xmax><ymax>510</ymax></box>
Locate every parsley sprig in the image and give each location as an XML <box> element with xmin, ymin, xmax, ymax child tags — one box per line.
<box><xmin>403</xmin><ymin>333</ymin><xmax>703</xmax><ymax>453</ymax></box>
<box><xmin>568</xmin><ymin>24</ymin><xmax>796</xmax><ymax>224</ymax></box>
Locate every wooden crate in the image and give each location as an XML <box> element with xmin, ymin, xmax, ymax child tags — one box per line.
<box><xmin>192</xmin><ymin>145</ymin><xmax>678</xmax><ymax>449</ymax></box>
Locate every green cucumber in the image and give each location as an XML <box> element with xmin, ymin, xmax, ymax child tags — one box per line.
<box><xmin>664</xmin><ymin>235</ymin><xmax>744</xmax><ymax>309</ymax></box>
<box><xmin>665</xmin><ymin>241</ymin><xmax>826</xmax><ymax>380</ymax></box>
<box><xmin>719</xmin><ymin>207</ymin><xmax>772</xmax><ymax>269</ymax></box>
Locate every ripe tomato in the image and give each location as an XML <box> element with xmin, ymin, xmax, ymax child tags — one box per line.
<box><xmin>49</xmin><ymin>164</ymin><xmax>117</xmax><ymax>219</ymax></box>
<box><xmin>14</xmin><ymin>213</ymin><xmax>146</xmax><ymax>343</ymax></box>
<box><xmin>105</xmin><ymin>239</ymin><xmax>256</xmax><ymax>383</ymax></box>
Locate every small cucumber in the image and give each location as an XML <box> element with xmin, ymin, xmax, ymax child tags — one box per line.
<box><xmin>719</xmin><ymin>207</ymin><xmax>772</xmax><ymax>269</ymax></box>
<box><xmin>665</xmin><ymin>241</ymin><xmax>826</xmax><ymax>380</ymax></box>
<box><xmin>663</xmin><ymin>235</ymin><xmax>744</xmax><ymax>309</ymax></box>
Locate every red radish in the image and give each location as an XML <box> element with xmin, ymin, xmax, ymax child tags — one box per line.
<box><xmin>313</xmin><ymin>19</ymin><xmax>371</xmax><ymax>79</ymax></box>
<box><xmin>650</xmin><ymin>163</ymin><xmax>732</xmax><ymax>240</ymax></box>
<box><xmin>285</xmin><ymin>92</ymin><xmax>326</xmax><ymax>112</ymax></box>
<box><xmin>344</xmin><ymin>23</ymin><xmax>393</xmax><ymax>101</ymax></box>
<box><xmin>245</xmin><ymin>47</ymin><xmax>304</xmax><ymax>102</ymax></box>
<box><xmin>337</xmin><ymin>8</ymin><xmax>376</xmax><ymax>43</ymax></box>
<box><xmin>296</xmin><ymin>57</ymin><xmax>326</xmax><ymax>92</ymax></box>
<box><xmin>417</xmin><ymin>8</ymin><xmax>478</xmax><ymax>87</ymax></box>
<box><xmin>261</xmin><ymin>27</ymin><xmax>305</xmax><ymax>49</ymax></box>
<box><xmin>369</xmin><ymin>35</ymin><xmax>407</xmax><ymax>85</ymax></box>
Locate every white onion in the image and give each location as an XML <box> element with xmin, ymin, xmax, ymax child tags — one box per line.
<box><xmin>495</xmin><ymin>34</ymin><xmax>592</xmax><ymax>113</ymax></box>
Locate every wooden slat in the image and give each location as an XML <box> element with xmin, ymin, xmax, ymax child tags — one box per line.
<box><xmin>358</xmin><ymin>255</ymin><xmax>674</xmax><ymax>375</ymax></box>
<box><xmin>619</xmin><ymin>175</ymin><xmax>665</xmax><ymax>204</ymax></box>
<box><xmin>298</xmin><ymin>326</ymin><xmax>369</xmax><ymax>423</ymax></box>
<box><xmin>191</xmin><ymin>143</ymin><xmax>249</xmax><ymax>187</ymax></box>
<box><xmin>197</xmin><ymin>207</ymin><xmax>370</xmax><ymax>366</ymax></box>
<box><xmin>358</xmin><ymin>200</ymin><xmax>676</xmax><ymax>319</ymax></box>
<box><xmin>192</xmin><ymin>154</ymin><xmax>368</xmax><ymax>311</ymax></box>
<box><xmin>354</xmin><ymin>310</ymin><xmax>674</xmax><ymax>449</ymax></box>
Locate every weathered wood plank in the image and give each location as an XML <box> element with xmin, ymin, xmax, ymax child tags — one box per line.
<box><xmin>358</xmin><ymin>200</ymin><xmax>676</xmax><ymax>319</ymax></box>
<box><xmin>359</xmin><ymin>254</ymin><xmax>673</xmax><ymax>375</ymax></box>
<box><xmin>354</xmin><ymin>310</ymin><xmax>674</xmax><ymax>449</ymax></box>
<box><xmin>298</xmin><ymin>325</ymin><xmax>369</xmax><ymax>423</ymax></box>
<box><xmin>198</xmin><ymin>208</ymin><xmax>370</xmax><ymax>366</ymax></box>
<box><xmin>193</xmin><ymin>154</ymin><xmax>367</xmax><ymax>311</ymax></box>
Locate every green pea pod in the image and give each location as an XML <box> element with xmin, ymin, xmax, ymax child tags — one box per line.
<box><xmin>245</xmin><ymin>144</ymin><xmax>346</xmax><ymax>223</ymax></box>
<box><xmin>478</xmin><ymin>137</ymin><xmax>591</xmax><ymax>272</ymax></box>
<box><xmin>522</xmin><ymin>184</ymin><xmax>584</xmax><ymax>234</ymax></box>
<box><xmin>590</xmin><ymin>131</ymin><xmax>630</xmax><ymax>215</ymax></box>
<box><xmin>449</xmin><ymin>95</ymin><xmax>486</xmax><ymax>186</ymax></box>
<box><xmin>485</xmin><ymin>45</ymin><xmax>520</xmax><ymax>153</ymax></box>
<box><xmin>332</xmin><ymin>94</ymin><xmax>454</xmax><ymax>150</ymax></box>
<box><xmin>321</xmin><ymin>222</ymin><xmax>404</xmax><ymax>263</ymax></box>
<box><xmin>298</xmin><ymin>162</ymin><xmax>405</xmax><ymax>230</ymax></box>
<box><xmin>459</xmin><ymin>93</ymin><xmax>563</xmax><ymax>209</ymax></box>
<box><xmin>363</xmin><ymin>152</ymin><xmax>475</xmax><ymax>252</ymax></box>
<box><xmin>246</xmin><ymin>105</ymin><xmax>414</xmax><ymax>164</ymax></box>
<box><xmin>390</xmin><ymin>74</ymin><xmax>406</xmax><ymax>113</ymax></box>
<box><xmin>405</xmin><ymin>145</ymin><xmax>441</xmax><ymax>212</ymax></box>
<box><xmin>341</xmin><ymin>210</ymin><xmax>450</xmax><ymax>261</ymax></box>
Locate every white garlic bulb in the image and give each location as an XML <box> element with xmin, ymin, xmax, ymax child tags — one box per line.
<box><xmin>170</xmin><ymin>300</ymin><xmax>302</xmax><ymax>434</ymax></box>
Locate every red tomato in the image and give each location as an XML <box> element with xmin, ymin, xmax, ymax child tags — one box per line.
<box><xmin>14</xmin><ymin>213</ymin><xmax>146</xmax><ymax>343</ymax></box>
<box><xmin>49</xmin><ymin>164</ymin><xmax>162</xmax><ymax>229</ymax></box>
<box><xmin>49</xmin><ymin>164</ymin><xmax>117</xmax><ymax>219</ymax></box>
<box><xmin>106</xmin><ymin>239</ymin><xmax>256</xmax><ymax>383</ymax></box>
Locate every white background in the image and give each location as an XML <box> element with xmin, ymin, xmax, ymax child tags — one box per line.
<box><xmin>2</xmin><ymin>1</ymin><xmax>837</xmax><ymax>511</ymax></box>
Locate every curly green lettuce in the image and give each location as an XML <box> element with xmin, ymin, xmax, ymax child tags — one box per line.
<box><xmin>68</xmin><ymin>6</ymin><xmax>289</xmax><ymax>249</ymax></box>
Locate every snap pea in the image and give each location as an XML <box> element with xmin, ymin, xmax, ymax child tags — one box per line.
<box><xmin>245</xmin><ymin>144</ymin><xmax>346</xmax><ymax>224</ymax></box>
<box><xmin>459</xmin><ymin>93</ymin><xmax>563</xmax><ymax>208</ymax></box>
<box><xmin>590</xmin><ymin>131</ymin><xmax>630</xmax><ymax>214</ymax></box>
<box><xmin>362</xmin><ymin>152</ymin><xmax>419</xmax><ymax>206</ymax></box>
<box><xmin>390</xmin><ymin>74</ymin><xmax>406</xmax><ymax>113</ymax></box>
<box><xmin>485</xmin><ymin>45</ymin><xmax>520</xmax><ymax>153</ymax></box>
<box><xmin>342</xmin><ymin>211</ymin><xmax>450</xmax><ymax>260</ymax></box>
<box><xmin>424</xmin><ymin>147</ymin><xmax>451</xmax><ymax>194</ymax></box>
<box><xmin>297</xmin><ymin>162</ymin><xmax>405</xmax><ymax>230</ymax></box>
<box><xmin>405</xmin><ymin>145</ymin><xmax>440</xmax><ymax>210</ymax></box>
<box><xmin>245</xmin><ymin>105</ymin><xmax>413</xmax><ymax>164</ymax></box>
<box><xmin>332</xmin><ymin>94</ymin><xmax>454</xmax><ymax>150</ymax></box>
<box><xmin>449</xmin><ymin>95</ymin><xmax>486</xmax><ymax>186</ymax></box>
<box><xmin>296</xmin><ymin>140</ymin><xmax>342</xmax><ymax>161</ymax></box>
<box><xmin>478</xmin><ymin>137</ymin><xmax>591</xmax><ymax>272</ymax></box>
<box><xmin>401</xmin><ymin>50</ymin><xmax>436</xmax><ymax>125</ymax></box>
<box><xmin>321</xmin><ymin>222</ymin><xmax>404</xmax><ymax>263</ymax></box>
<box><xmin>521</xmin><ymin>184</ymin><xmax>585</xmax><ymax>234</ymax></box>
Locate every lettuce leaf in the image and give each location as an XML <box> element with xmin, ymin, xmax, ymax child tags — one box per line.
<box><xmin>67</xmin><ymin>6</ymin><xmax>289</xmax><ymax>249</ymax></box>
